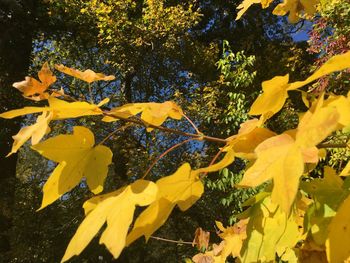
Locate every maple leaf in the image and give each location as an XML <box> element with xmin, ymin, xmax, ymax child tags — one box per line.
<box><xmin>61</xmin><ymin>180</ymin><xmax>158</xmax><ymax>262</ymax></box>
<box><xmin>249</xmin><ymin>51</ymin><xmax>350</xmax><ymax>117</ymax></box>
<box><xmin>235</xmin><ymin>0</ymin><xmax>273</xmax><ymax>20</ymax></box>
<box><xmin>224</xmin><ymin>119</ymin><xmax>276</xmax><ymax>159</ymax></box>
<box><xmin>241</xmin><ymin>196</ymin><xmax>300</xmax><ymax>262</ymax></box>
<box><xmin>103</xmin><ymin>101</ymin><xmax>183</xmax><ymax>131</ymax></box>
<box><xmin>215</xmin><ymin>220</ymin><xmax>248</xmax><ymax>261</ymax></box>
<box><xmin>0</xmin><ymin>97</ymin><xmax>108</xmax><ymax>120</ymax></box>
<box><xmin>326</xmin><ymin>194</ymin><xmax>350</xmax><ymax>263</ymax></box>
<box><xmin>13</xmin><ymin>62</ymin><xmax>57</xmax><ymax>101</ymax></box>
<box><xmin>273</xmin><ymin>0</ymin><xmax>319</xmax><ymax>23</ymax></box>
<box><xmin>32</xmin><ymin>126</ymin><xmax>113</xmax><ymax>209</ymax></box>
<box><xmin>126</xmin><ymin>163</ymin><xmax>204</xmax><ymax>245</ymax></box>
<box><xmin>55</xmin><ymin>64</ymin><xmax>115</xmax><ymax>83</ymax></box>
<box><xmin>7</xmin><ymin>111</ymin><xmax>53</xmax><ymax>156</ymax></box>
<box><xmin>192</xmin><ymin>228</ymin><xmax>210</xmax><ymax>251</ymax></box>
<box><xmin>238</xmin><ymin>134</ymin><xmax>304</xmax><ymax>213</ymax></box>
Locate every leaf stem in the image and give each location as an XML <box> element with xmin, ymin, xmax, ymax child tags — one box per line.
<box><xmin>182</xmin><ymin>113</ymin><xmax>201</xmax><ymax>134</ymax></box>
<box><xmin>103</xmin><ymin>111</ymin><xmax>228</xmax><ymax>144</ymax></box>
<box><xmin>97</xmin><ymin>124</ymin><xmax>132</xmax><ymax>145</ymax></box>
<box><xmin>142</xmin><ymin>138</ymin><xmax>196</xmax><ymax>179</ymax></box>
<box><xmin>149</xmin><ymin>236</ymin><xmax>193</xmax><ymax>245</ymax></box>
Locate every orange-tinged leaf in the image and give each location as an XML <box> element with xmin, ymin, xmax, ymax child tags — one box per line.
<box><xmin>55</xmin><ymin>64</ymin><xmax>115</xmax><ymax>83</ymax></box>
<box><xmin>192</xmin><ymin>228</ymin><xmax>210</xmax><ymax>251</ymax></box>
<box><xmin>126</xmin><ymin>163</ymin><xmax>204</xmax><ymax>245</ymax></box>
<box><xmin>32</xmin><ymin>126</ymin><xmax>112</xmax><ymax>209</ymax></box>
<box><xmin>13</xmin><ymin>62</ymin><xmax>56</xmax><ymax>101</ymax></box>
<box><xmin>326</xmin><ymin>194</ymin><xmax>350</xmax><ymax>263</ymax></box>
<box><xmin>61</xmin><ymin>180</ymin><xmax>157</xmax><ymax>262</ymax></box>
<box><xmin>7</xmin><ymin>111</ymin><xmax>53</xmax><ymax>156</ymax></box>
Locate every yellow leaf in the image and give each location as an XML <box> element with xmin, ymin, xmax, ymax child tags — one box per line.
<box><xmin>61</xmin><ymin>180</ymin><xmax>158</xmax><ymax>262</ymax></box>
<box><xmin>325</xmin><ymin>95</ymin><xmax>350</xmax><ymax>127</ymax></box>
<box><xmin>104</xmin><ymin>101</ymin><xmax>183</xmax><ymax>130</ymax></box>
<box><xmin>32</xmin><ymin>126</ymin><xmax>113</xmax><ymax>209</ymax></box>
<box><xmin>216</xmin><ymin>220</ymin><xmax>248</xmax><ymax>260</ymax></box>
<box><xmin>241</xmin><ymin>196</ymin><xmax>300</xmax><ymax>262</ymax></box>
<box><xmin>126</xmin><ymin>163</ymin><xmax>204</xmax><ymax>245</ymax></box>
<box><xmin>289</xmin><ymin>51</ymin><xmax>350</xmax><ymax>90</ymax></box>
<box><xmin>340</xmin><ymin>161</ymin><xmax>350</xmax><ymax>176</ymax></box>
<box><xmin>13</xmin><ymin>62</ymin><xmax>56</xmax><ymax>101</ymax></box>
<box><xmin>249</xmin><ymin>74</ymin><xmax>290</xmax><ymax>116</ymax></box>
<box><xmin>236</xmin><ymin>0</ymin><xmax>261</xmax><ymax>20</ymax></box>
<box><xmin>271</xmin><ymin>145</ymin><xmax>304</xmax><ymax>213</ymax></box>
<box><xmin>238</xmin><ymin>134</ymin><xmax>304</xmax><ymax>213</ymax></box>
<box><xmin>272</xmin><ymin>0</ymin><xmax>319</xmax><ymax>23</ymax></box>
<box><xmin>249</xmin><ymin>51</ymin><xmax>350</xmax><ymax>117</ymax></box>
<box><xmin>7</xmin><ymin>111</ymin><xmax>53</xmax><ymax>156</ymax></box>
<box><xmin>193</xmin><ymin>149</ymin><xmax>235</xmax><ymax>175</ymax></box>
<box><xmin>238</xmin><ymin>134</ymin><xmax>295</xmax><ymax>187</ymax></box>
<box><xmin>326</xmin><ymin>194</ymin><xmax>350</xmax><ymax>263</ymax></box>
<box><xmin>296</xmin><ymin>105</ymin><xmax>339</xmax><ymax>148</ymax></box>
<box><xmin>0</xmin><ymin>97</ymin><xmax>106</xmax><ymax>120</ymax></box>
<box><xmin>55</xmin><ymin>64</ymin><xmax>115</xmax><ymax>83</ymax></box>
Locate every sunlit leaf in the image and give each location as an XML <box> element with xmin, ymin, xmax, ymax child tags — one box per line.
<box><xmin>326</xmin><ymin>194</ymin><xmax>350</xmax><ymax>263</ymax></box>
<box><xmin>61</xmin><ymin>180</ymin><xmax>158</xmax><ymax>262</ymax></box>
<box><xmin>104</xmin><ymin>101</ymin><xmax>183</xmax><ymax>131</ymax></box>
<box><xmin>13</xmin><ymin>62</ymin><xmax>57</xmax><ymax>101</ymax></box>
<box><xmin>32</xmin><ymin>126</ymin><xmax>113</xmax><ymax>209</ymax></box>
<box><xmin>126</xmin><ymin>163</ymin><xmax>204</xmax><ymax>245</ymax></box>
<box><xmin>7</xmin><ymin>111</ymin><xmax>53</xmax><ymax>156</ymax></box>
<box><xmin>55</xmin><ymin>64</ymin><xmax>115</xmax><ymax>83</ymax></box>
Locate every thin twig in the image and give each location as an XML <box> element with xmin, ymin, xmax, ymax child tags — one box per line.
<box><xmin>149</xmin><ymin>236</ymin><xmax>193</xmax><ymax>245</ymax></box>
<box><xmin>182</xmin><ymin>113</ymin><xmax>201</xmax><ymax>134</ymax></box>
<box><xmin>142</xmin><ymin>138</ymin><xmax>196</xmax><ymax>179</ymax></box>
<box><xmin>97</xmin><ymin>124</ymin><xmax>132</xmax><ymax>145</ymax></box>
<box><xmin>103</xmin><ymin>111</ymin><xmax>228</xmax><ymax>144</ymax></box>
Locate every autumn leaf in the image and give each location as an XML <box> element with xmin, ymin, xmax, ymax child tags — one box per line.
<box><xmin>241</xmin><ymin>196</ymin><xmax>300</xmax><ymax>262</ymax></box>
<box><xmin>272</xmin><ymin>0</ymin><xmax>319</xmax><ymax>23</ymax></box>
<box><xmin>13</xmin><ymin>62</ymin><xmax>57</xmax><ymax>101</ymax></box>
<box><xmin>104</xmin><ymin>101</ymin><xmax>183</xmax><ymax>131</ymax></box>
<box><xmin>61</xmin><ymin>180</ymin><xmax>158</xmax><ymax>262</ymax></box>
<box><xmin>326</xmin><ymin>194</ymin><xmax>350</xmax><ymax>263</ymax></box>
<box><xmin>235</xmin><ymin>0</ymin><xmax>273</xmax><ymax>20</ymax></box>
<box><xmin>32</xmin><ymin>126</ymin><xmax>113</xmax><ymax>209</ymax></box>
<box><xmin>0</xmin><ymin>97</ymin><xmax>108</xmax><ymax>120</ymax></box>
<box><xmin>249</xmin><ymin>51</ymin><xmax>350</xmax><ymax>117</ymax></box>
<box><xmin>7</xmin><ymin>111</ymin><xmax>53</xmax><ymax>156</ymax></box>
<box><xmin>192</xmin><ymin>228</ymin><xmax>210</xmax><ymax>251</ymax></box>
<box><xmin>238</xmin><ymin>134</ymin><xmax>304</xmax><ymax>213</ymax></box>
<box><xmin>126</xmin><ymin>163</ymin><xmax>204</xmax><ymax>245</ymax></box>
<box><xmin>236</xmin><ymin>0</ymin><xmax>261</xmax><ymax>20</ymax></box>
<box><xmin>215</xmin><ymin>220</ymin><xmax>248</xmax><ymax>261</ymax></box>
<box><xmin>55</xmin><ymin>64</ymin><xmax>115</xmax><ymax>83</ymax></box>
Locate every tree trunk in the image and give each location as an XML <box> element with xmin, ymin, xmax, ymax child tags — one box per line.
<box><xmin>0</xmin><ymin>0</ymin><xmax>35</xmax><ymax>260</ymax></box>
